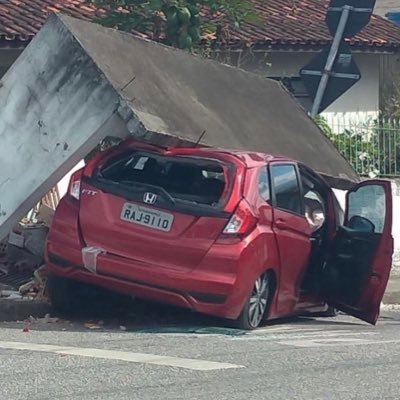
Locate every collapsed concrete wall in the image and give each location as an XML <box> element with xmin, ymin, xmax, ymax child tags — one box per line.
<box><xmin>0</xmin><ymin>16</ymin><xmax>134</xmax><ymax>240</ymax></box>
<box><xmin>0</xmin><ymin>13</ymin><xmax>359</xmax><ymax>241</ymax></box>
<box><xmin>62</xmin><ymin>14</ymin><xmax>357</xmax><ymax>185</ymax></box>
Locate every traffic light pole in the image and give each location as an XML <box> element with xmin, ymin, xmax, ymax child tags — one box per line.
<box><xmin>310</xmin><ymin>5</ymin><xmax>351</xmax><ymax>117</ymax></box>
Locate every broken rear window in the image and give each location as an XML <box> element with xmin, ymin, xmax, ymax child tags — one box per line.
<box><xmin>95</xmin><ymin>151</ymin><xmax>232</xmax><ymax>208</ymax></box>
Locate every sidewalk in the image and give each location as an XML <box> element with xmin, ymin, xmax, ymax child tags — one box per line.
<box><xmin>383</xmin><ymin>272</ymin><xmax>400</xmax><ymax>305</ymax></box>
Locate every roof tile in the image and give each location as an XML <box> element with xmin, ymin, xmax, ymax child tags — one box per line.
<box><xmin>0</xmin><ymin>0</ymin><xmax>400</xmax><ymax>51</ymax></box>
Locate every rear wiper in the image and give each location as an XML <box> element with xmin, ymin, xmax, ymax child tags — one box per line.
<box><xmin>117</xmin><ymin>180</ymin><xmax>176</xmax><ymax>206</ymax></box>
<box><xmin>92</xmin><ymin>177</ymin><xmax>176</xmax><ymax>206</ymax></box>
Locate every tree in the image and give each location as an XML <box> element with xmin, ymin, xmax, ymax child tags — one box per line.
<box><xmin>89</xmin><ymin>0</ymin><xmax>258</xmax><ymax>50</ymax></box>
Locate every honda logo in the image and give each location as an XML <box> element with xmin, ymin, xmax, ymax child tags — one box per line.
<box><xmin>143</xmin><ymin>192</ymin><xmax>157</xmax><ymax>205</ymax></box>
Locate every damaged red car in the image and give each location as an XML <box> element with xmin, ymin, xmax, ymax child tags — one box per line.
<box><xmin>45</xmin><ymin>140</ymin><xmax>394</xmax><ymax>329</ymax></box>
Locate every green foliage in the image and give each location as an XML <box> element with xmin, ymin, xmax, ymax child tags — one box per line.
<box><xmin>373</xmin><ymin>121</ymin><xmax>400</xmax><ymax>176</ymax></box>
<box><xmin>314</xmin><ymin>116</ymin><xmax>400</xmax><ymax>177</ymax></box>
<box><xmin>90</xmin><ymin>0</ymin><xmax>258</xmax><ymax>50</ymax></box>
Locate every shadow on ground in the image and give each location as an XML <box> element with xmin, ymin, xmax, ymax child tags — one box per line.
<box><xmin>0</xmin><ymin>286</ymin><xmax>383</xmax><ymax>334</ymax></box>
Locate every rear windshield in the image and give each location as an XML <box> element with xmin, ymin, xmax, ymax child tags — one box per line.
<box><xmin>94</xmin><ymin>151</ymin><xmax>232</xmax><ymax>209</ymax></box>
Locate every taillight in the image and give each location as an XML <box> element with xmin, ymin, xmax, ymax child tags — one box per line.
<box><xmin>222</xmin><ymin>200</ymin><xmax>258</xmax><ymax>237</ymax></box>
<box><xmin>68</xmin><ymin>169</ymin><xmax>83</xmax><ymax>200</ymax></box>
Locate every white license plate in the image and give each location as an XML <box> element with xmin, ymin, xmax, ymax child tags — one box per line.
<box><xmin>120</xmin><ymin>203</ymin><xmax>174</xmax><ymax>232</ymax></box>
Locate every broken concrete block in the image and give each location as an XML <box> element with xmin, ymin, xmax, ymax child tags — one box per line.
<box><xmin>23</xmin><ymin>226</ymin><xmax>48</xmax><ymax>258</ymax></box>
<box><xmin>6</xmin><ymin>245</ymin><xmax>42</xmax><ymax>270</ymax></box>
<box><xmin>8</xmin><ymin>232</ymin><xmax>24</xmax><ymax>249</ymax></box>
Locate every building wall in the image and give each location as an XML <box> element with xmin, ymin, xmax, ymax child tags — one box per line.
<box><xmin>392</xmin><ymin>181</ymin><xmax>400</xmax><ymax>268</ymax></box>
<box><xmin>0</xmin><ymin>47</ymin><xmax>391</xmax><ymax>125</ymax></box>
<box><xmin>379</xmin><ymin>53</ymin><xmax>400</xmax><ymax>114</ymax></box>
<box><xmin>375</xmin><ymin>0</ymin><xmax>400</xmax><ymax>17</ymax></box>
<box><xmin>214</xmin><ymin>50</ymin><xmax>382</xmax><ymax>124</ymax></box>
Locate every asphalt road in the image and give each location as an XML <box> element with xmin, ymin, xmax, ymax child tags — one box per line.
<box><xmin>1</xmin><ymin>304</ymin><xmax>400</xmax><ymax>400</ymax></box>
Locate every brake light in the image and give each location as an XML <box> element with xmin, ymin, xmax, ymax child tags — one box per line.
<box><xmin>68</xmin><ymin>169</ymin><xmax>83</xmax><ymax>200</ymax></box>
<box><xmin>222</xmin><ymin>200</ymin><xmax>258</xmax><ymax>237</ymax></box>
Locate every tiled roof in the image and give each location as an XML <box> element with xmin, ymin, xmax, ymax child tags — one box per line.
<box><xmin>219</xmin><ymin>0</ymin><xmax>400</xmax><ymax>51</ymax></box>
<box><xmin>0</xmin><ymin>0</ymin><xmax>100</xmax><ymax>41</ymax></box>
<box><xmin>1</xmin><ymin>0</ymin><xmax>400</xmax><ymax>51</ymax></box>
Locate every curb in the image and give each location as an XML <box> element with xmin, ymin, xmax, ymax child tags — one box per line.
<box><xmin>0</xmin><ymin>299</ymin><xmax>50</xmax><ymax>322</ymax></box>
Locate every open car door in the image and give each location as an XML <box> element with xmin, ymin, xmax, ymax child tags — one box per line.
<box><xmin>322</xmin><ymin>180</ymin><xmax>394</xmax><ymax>324</ymax></box>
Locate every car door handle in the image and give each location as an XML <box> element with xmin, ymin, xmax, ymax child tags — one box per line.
<box><xmin>275</xmin><ymin>219</ymin><xmax>288</xmax><ymax>230</ymax></box>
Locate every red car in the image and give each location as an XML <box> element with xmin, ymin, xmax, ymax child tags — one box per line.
<box><xmin>45</xmin><ymin>140</ymin><xmax>394</xmax><ymax>329</ymax></box>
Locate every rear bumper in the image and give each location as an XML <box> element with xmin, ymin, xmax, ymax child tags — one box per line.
<box><xmin>46</xmin><ymin>197</ymin><xmax>250</xmax><ymax>319</ymax></box>
<box><xmin>46</xmin><ymin>251</ymin><xmax>245</xmax><ymax>319</ymax></box>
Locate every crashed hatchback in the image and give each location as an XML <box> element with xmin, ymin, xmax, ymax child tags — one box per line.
<box><xmin>45</xmin><ymin>140</ymin><xmax>394</xmax><ymax>329</ymax></box>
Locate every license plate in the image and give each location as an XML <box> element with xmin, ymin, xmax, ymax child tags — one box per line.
<box><xmin>120</xmin><ymin>203</ymin><xmax>174</xmax><ymax>232</ymax></box>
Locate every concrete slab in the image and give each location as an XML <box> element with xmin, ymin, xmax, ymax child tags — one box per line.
<box><xmin>59</xmin><ymin>14</ymin><xmax>358</xmax><ymax>188</ymax></box>
<box><xmin>0</xmin><ymin>13</ymin><xmax>358</xmax><ymax>241</ymax></box>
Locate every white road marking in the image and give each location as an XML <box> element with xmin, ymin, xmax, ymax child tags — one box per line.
<box><xmin>250</xmin><ymin>326</ymin><xmax>322</xmax><ymax>335</ymax></box>
<box><xmin>0</xmin><ymin>341</ymin><xmax>243</xmax><ymax>371</ymax></box>
<box><xmin>280</xmin><ymin>338</ymin><xmax>400</xmax><ymax>348</ymax></box>
<box><xmin>272</xmin><ymin>330</ymin><xmax>378</xmax><ymax>340</ymax></box>
<box><xmin>232</xmin><ymin>328</ymin><xmax>370</xmax><ymax>339</ymax></box>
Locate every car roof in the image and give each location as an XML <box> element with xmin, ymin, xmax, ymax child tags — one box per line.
<box><xmin>124</xmin><ymin>140</ymin><xmax>295</xmax><ymax>168</ymax></box>
<box><xmin>182</xmin><ymin>147</ymin><xmax>293</xmax><ymax>168</ymax></box>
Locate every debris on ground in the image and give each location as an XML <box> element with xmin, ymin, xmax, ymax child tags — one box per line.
<box><xmin>19</xmin><ymin>314</ymin><xmax>63</xmax><ymax>331</ymax></box>
<box><xmin>22</xmin><ymin>320</ymin><xmax>31</xmax><ymax>332</ymax></box>
<box><xmin>31</xmin><ymin>313</ymin><xmax>60</xmax><ymax>324</ymax></box>
<box><xmin>84</xmin><ymin>322</ymin><xmax>103</xmax><ymax>330</ymax></box>
<box><xmin>0</xmin><ymin>191</ymin><xmax>57</xmax><ymax>302</ymax></box>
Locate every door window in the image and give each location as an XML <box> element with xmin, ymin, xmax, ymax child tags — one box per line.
<box><xmin>270</xmin><ymin>164</ymin><xmax>302</xmax><ymax>214</ymax></box>
<box><xmin>347</xmin><ymin>184</ymin><xmax>386</xmax><ymax>233</ymax></box>
<box><xmin>258</xmin><ymin>168</ymin><xmax>270</xmax><ymax>202</ymax></box>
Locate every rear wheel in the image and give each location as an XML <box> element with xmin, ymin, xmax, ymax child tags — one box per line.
<box><xmin>235</xmin><ymin>272</ymin><xmax>272</xmax><ymax>330</ymax></box>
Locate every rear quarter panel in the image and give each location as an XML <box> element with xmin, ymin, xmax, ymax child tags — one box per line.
<box><xmin>46</xmin><ymin>196</ymin><xmax>84</xmax><ymax>267</ymax></box>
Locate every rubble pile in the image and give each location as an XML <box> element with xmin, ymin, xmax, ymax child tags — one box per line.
<box><xmin>0</xmin><ymin>202</ymin><xmax>55</xmax><ymax>302</ymax></box>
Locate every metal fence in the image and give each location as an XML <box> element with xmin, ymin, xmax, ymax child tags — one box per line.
<box><xmin>321</xmin><ymin>117</ymin><xmax>400</xmax><ymax>178</ymax></box>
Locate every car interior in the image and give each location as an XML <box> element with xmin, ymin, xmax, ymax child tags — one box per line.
<box><xmin>299</xmin><ymin>167</ymin><xmax>331</xmax><ymax>294</ymax></box>
<box><xmin>297</xmin><ymin>173</ymin><xmax>386</xmax><ymax>306</ymax></box>
<box><xmin>99</xmin><ymin>152</ymin><xmax>227</xmax><ymax>206</ymax></box>
<box><xmin>321</xmin><ymin>185</ymin><xmax>385</xmax><ymax>306</ymax></box>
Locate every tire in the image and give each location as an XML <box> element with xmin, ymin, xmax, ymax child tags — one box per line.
<box><xmin>235</xmin><ymin>272</ymin><xmax>272</xmax><ymax>330</ymax></box>
<box><xmin>48</xmin><ymin>275</ymin><xmax>83</xmax><ymax>316</ymax></box>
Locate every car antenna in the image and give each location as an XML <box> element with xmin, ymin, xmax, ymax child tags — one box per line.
<box><xmin>195</xmin><ymin>130</ymin><xmax>207</xmax><ymax>147</ymax></box>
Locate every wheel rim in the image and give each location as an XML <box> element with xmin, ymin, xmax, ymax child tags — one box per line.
<box><xmin>248</xmin><ymin>274</ymin><xmax>269</xmax><ymax>328</ymax></box>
